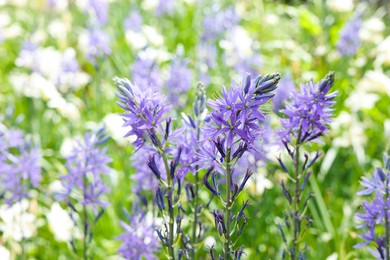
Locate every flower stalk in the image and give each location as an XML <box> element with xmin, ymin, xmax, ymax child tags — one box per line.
<box><xmin>224</xmin><ymin>148</ymin><xmax>232</xmax><ymax>259</ymax></box>
<box><xmin>277</xmin><ymin>72</ymin><xmax>337</xmax><ymax>259</ymax></box>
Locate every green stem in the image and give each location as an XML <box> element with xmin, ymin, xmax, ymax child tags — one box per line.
<box><xmin>158</xmin><ymin>140</ymin><xmax>175</xmax><ymax>260</ymax></box>
<box><xmin>224</xmin><ymin>148</ymin><xmax>232</xmax><ymax>260</ymax></box>
<box><xmin>291</xmin><ymin>129</ymin><xmax>302</xmax><ymax>260</ymax></box>
<box><xmin>191</xmin><ymin>122</ymin><xmax>202</xmax><ymax>259</ymax></box>
<box><xmin>191</xmin><ymin>166</ymin><xmax>199</xmax><ymax>256</ymax></box>
<box><xmin>82</xmin><ymin>164</ymin><xmax>89</xmax><ymax>260</ymax></box>
<box><xmin>83</xmin><ymin>204</ymin><xmax>88</xmax><ymax>260</ymax></box>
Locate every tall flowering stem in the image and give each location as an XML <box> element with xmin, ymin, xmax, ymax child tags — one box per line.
<box><xmin>116</xmin><ymin>77</ymin><xmax>191</xmax><ymax>259</ymax></box>
<box><xmin>355</xmin><ymin>150</ymin><xmax>390</xmax><ymax>259</ymax></box>
<box><xmin>277</xmin><ymin>72</ymin><xmax>337</xmax><ymax>259</ymax></box>
<box><xmin>58</xmin><ymin>128</ymin><xmax>111</xmax><ymax>259</ymax></box>
<box><xmin>224</xmin><ymin>148</ymin><xmax>232</xmax><ymax>260</ymax></box>
<box><xmin>200</xmin><ymin>73</ymin><xmax>280</xmax><ymax>258</ymax></box>
<box><xmin>0</xmin><ymin>128</ymin><xmax>42</xmax><ymax>206</ymax></box>
<box><xmin>188</xmin><ymin>84</ymin><xmax>206</xmax><ymax>252</ymax></box>
<box><xmin>0</xmin><ymin>126</ymin><xmax>41</xmax><ymax>259</ymax></box>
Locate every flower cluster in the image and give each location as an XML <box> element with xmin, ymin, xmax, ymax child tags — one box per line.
<box><xmin>355</xmin><ymin>153</ymin><xmax>390</xmax><ymax>259</ymax></box>
<box><xmin>165</xmin><ymin>57</ymin><xmax>192</xmax><ymax>107</ymax></box>
<box><xmin>115</xmin><ymin>77</ymin><xmax>169</xmax><ymax>149</ymax></box>
<box><xmin>276</xmin><ymin>72</ymin><xmax>337</xmax><ymax>259</ymax></box>
<box><xmin>58</xmin><ymin>129</ymin><xmax>111</xmax><ymax>212</ymax></box>
<box><xmin>116</xmin><ymin>75</ymin><xmax>194</xmax><ymax>259</ymax></box>
<box><xmin>131</xmin><ymin>56</ymin><xmax>162</xmax><ymax>90</ymax></box>
<box><xmin>272</xmin><ymin>77</ymin><xmax>297</xmax><ymax>113</ymax></box>
<box><xmin>79</xmin><ymin>0</ymin><xmax>111</xmax><ymax>62</ymax></box>
<box><xmin>117</xmin><ymin>208</ymin><xmax>160</xmax><ymax>260</ymax></box>
<box><xmin>202</xmin><ymin>73</ymin><xmax>280</xmax><ymax>155</ymax></box>
<box><xmin>336</xmin><ymin>14</ymin><xmax>362</xmax><ymax>56</ymax></box>
<box><xmin>200</xmin><ymin>73</ymin><xmax>280</xmax><ymax>258</ymax></box>
<box><xmin>278</xmin><ymin>72</ymin><xmax>337</xmax><ymax>145</ymax></box>
<box><xmin>0</xmin><ymin>127</ymin><xmax>41</xmax><ymax>206</ymax></box>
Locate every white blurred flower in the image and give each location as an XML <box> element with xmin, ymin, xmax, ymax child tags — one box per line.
<box><xmin>204</xmin><ymin>236</ymin><xmax>216</xmax><ymax>248</ymax></box>
<box><xmin>326</xmin><ymin>253</ymin><xmax>338</xmax><ymax>260</ymax></box>
<box><xmin>327</xmin><ymin>0</ymin><xmax>354</xmax><ymax>12</ymax></box>
<box><xmin>332</xmin><ymin>112</ymin><xmax>367</xmax><ymax>148</ymax></box>
<box><xmin>385</xmin><ymin>120</ymin><xmax>390</xmax><ymax>139</ymax></box>
<box><xmin>48</xmin><ymin>97</ymin><xmax>81</xmax><ymax>120</ymax></box>
<box><xmin>103</xmin><ymin>113</ymin><xmax>133</xmax><ymax>146</ymax></box>
<box><xmin>332</xmin><ymin>112</ymin><xmax>367</xmax><ymax>163</ymax></box>
<box><xmin>9</xmin><ymin>72</ymin><xmax>43</xmax><ymax>98</ymax></box>
<box><xmin>125</xmin><ymin>30</ymin><xmax>148</xmax><ymax>49</ymax></box>
<box><xmin>220</xmin><ymin>26</ymin><xmax>253</xmax><ymax>61</ymax></box>
<box><xmin>264</xmin><ymin>14</ymin><xmax>279</xmax><ymax>25</ymax></box>
<box><xmin>48</xmin><ymin>20</ymin><xmax>69</xmax><ymax>40</ymax></box>
<box><xmin>125</xmin><ymin>25</ymin><xmax>164</xmax><ymax>49</ymax></box>
<box><xmin>345</xmin><ymin>90</ymin><xmax>379</xmax><ymax>112</ymax></box>
<box><xmin>143</xmin><ymin>26</ymin><xmax>164</xmax><ymax>46</ymax></box>
<box><xmin>0</xmin><ymin>200</ymin><xmax>36</xmax><ymax>241</ymax></box>
<box><xmin>0</xmin><ymin>245</ymin><xmax>10</xmax><ymax>260</ymax></box>
<box><xmin>138</xmin><ymin>47</ymin><xmax>171</xmax><ymax>63</ymax></box>
<box><xmin>360</xmin><ymin>17</ymin><xmax>385</xmax><ymax>44</ymax></box>
<box><xmin>16</xmin><ymin>46</ymin><xmax>89</xmax><ymax>92</ymax></box>
<box><xmin>141</xmin><ymin>0</ymin><xmax>158</xmax><ymax>11</ymax></box>
<box><xmin>247</xmin><ymin>169</ymin><xmax>273</xmax><ymax>196</ymax></box>
<box><xmin>0</xmin><ymin>0</ymin><xmax>26</xmax><ymax>6</ymax></box>
<box><xmin>375</xmin><ymin>36</ymin><xmax>390</xmax><ymax>67</ymax></box>
<box><xmin>47</xmin><ymin>203</ymin><xmax>76</xmax><ymax>242</ymax></box>
<box><xmin>47</xmin><ymin>0</ymin><xmax>69</xmax><ymax>11</ymax></box>
<box><xmin>60</xmin><ymin>136</ymin><xmax>81</xmax><ymax>157</ymax></box>
<box><xmin>49</xmin><ymin>180</ymin><xmax>67</xmax><ymax>194</ymax></box>
<box><xmin>357</xmin><ymin>70</ymin><xmax>390</xmax><ymax>95</ymax></box>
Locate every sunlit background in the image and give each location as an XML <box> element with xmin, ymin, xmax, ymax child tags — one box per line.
<box><xmin>0</xmin><ymin>0</ymin><xmax>389</xmax><ymax>259</ymax></box>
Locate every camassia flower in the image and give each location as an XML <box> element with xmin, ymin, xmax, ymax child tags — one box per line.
<box><xmin>58</xmin><ymin>129</ymin><xmax>111</xmax><ymax>213</ymax></box>
<box><xmin>278</xmin><ymin>72</ymin><xmax>337</xmax><ymax>145</ymax></box>
<box><xmin>117</xmin><ymin>209</ymin><xmax>159</xmax><ymax>260</ymax></box>
<box><xmin>115</xmin><ymin>77</ymin><xmax>169</xmax><ymax>149</ymax></box>
<box><xmin>275</xmin><ymin>72</ymin><xmax>337</xmax><ymax>259</ymax></box>
<box><xmin>355</xmin><ymin>153</ymin><xmax>390</xmax><ymax>259</ymax></box>
<box><xmin>336</xmin><ymin>14</ymin><xmax>362</xmax><ymax>56</ymax></box>
<box><xmin>0</xmin><ymin>128</ymin><xmax>41</xmax><ymax>206</ymax></box>
<box><xmin>200</xmin><ymin>73</ymin><xmax>279</xmax><ymax>258</ymax></box>
<box><xmin>201</xmin><ymin>73</ymin><xmax>280</xmax><ymax>161</ymax></box>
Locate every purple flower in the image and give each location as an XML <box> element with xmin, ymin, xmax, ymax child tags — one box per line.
<box><xmin>88</xmin><ymin>0</ymin><xmax>109</xmax><ymax>25</ymax></box>
<box><xmin>117</xmin><ymin>210</ymin><xmax>159</xmax><ymax>260</ymax></box>
<box><xmin>84</xmin><ymin>28</ymin><xmax>111</xmax><ymax>62</ymax></box>
<box><xmin>170</xmin><ymin>122</ymin><xmax>198</xmax><ymax>176</ymax></box>
<box><xmin>197</xmin><ymin>73</ymin><xmax>279</xmax><ymax>179</ymax></box>
<box><xmin>155</xmin><ymin>0</ymin><xmax>175</xmax><ymax>16</ymax></box>
<box><xmin>124</xmin><ymin>11</ymin><xmax>143</xmax><ymax>32</ymax></box>
<box><xmin>355</xmin><ymin>157</ymin><xmax>390</xmax><ymax>258</ymax></box>
<box><xmin>357</xmin><ymin>168</ymin><xmax>386</xmax><ymax>196</ymax></box>
<box><xmin>165</xmin><ymin>58</ymin><xmax>192</xmax><ymax>107</ymax></box>
<box><xmin>131</xmin><ymin>56</ymin><xmax>162</xmax><ymax>90</ymax></box>
<box><xmin>203</xmin><ymin>73</ymin><xmax>280</xmax><ymax>148</ymax></box>
<box><xmin>336</xmin><ymin>14</ymin><xmax>362</xmax><ymax>56</ymax></box>
<box><xmin>131</xmin><ymin>147</ymin><xmax>162</xmax><ymax>192</ymax></box>
<box><xmin>233</xmin><ymin>53</ymin><xmax>262</xmax><ymax>78</ymax></box>
<box><xmin>272</xmin><ymin>77</ymin><xmax>296</xmax><ymax>113</ymax></box>
<box><xmin>115</xmin><ymin>77</ymin><xmax>169</xmax><ymax>149</ymax></box>
<box><xmin>196</xmin><ymin>43</ymin><xmax>217</xmax><ymax>85</ymax></box>
<box><xmin>278</xmin><ymin>72</ymin><xmax>337</xmax><ymax>144</ymax></box>
<box><xmin>201</xmin><ymin>7</ymin><xmax>240</xmax><ymax>42</ymax></box>
<box><xmin>0</xmin><ymin>128</ymin><xmax>41</xmax><ymax>206</ymax></box>
<box><xmin>58</xmin><ymin>130</ymin><xmax>111</xmax><ymax>213</ymax></box>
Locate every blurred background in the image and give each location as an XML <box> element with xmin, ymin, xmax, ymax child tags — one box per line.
<box><xmin>0</xmin><ymin>0</ymin><xmax>389</xmax><ymax>259</ymax></box>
